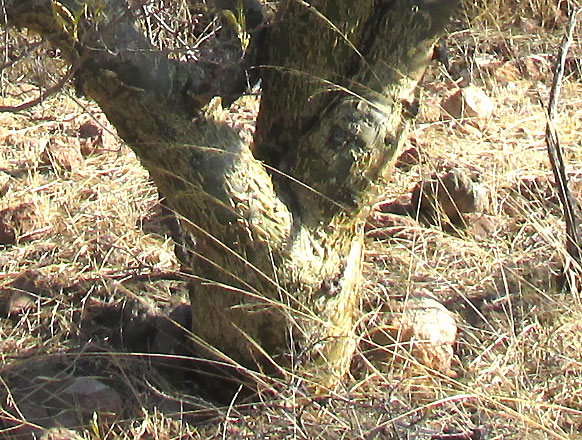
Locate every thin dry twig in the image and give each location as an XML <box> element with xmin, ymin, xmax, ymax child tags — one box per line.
<box><xmin>544</xmin><ymin>6</ymin><xmax>582</xmax><ymax>287</ymax></box>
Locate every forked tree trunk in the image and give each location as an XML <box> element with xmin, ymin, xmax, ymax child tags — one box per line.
<box><xmin>4</xmin><ymin>0</ymin><xmax>457</xmax><ymax>387</ymax></box>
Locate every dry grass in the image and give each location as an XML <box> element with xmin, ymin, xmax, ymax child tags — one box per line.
<box><xmin>461</xmin><ymin>0</ymin><xmax>570</xmax><ymax>27</ymax></box>
<box><xmin>1</xmin><ymin>3</ymin><xmax>582</xmax><ymax>439</ymax></box>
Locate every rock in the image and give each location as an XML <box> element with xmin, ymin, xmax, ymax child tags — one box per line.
<box><xmin>522</xmin><ymin>56</ymin><xmax>550</xmax><ymax>80</ymax></box>
<box><xmin>464</xmin><ymin>213</ymin><xmax>504</xmax><ymax>241</ymax></box>
<box><xmin>517</xmin><ymin>17</ymin><xmax>539</xmax><ymax>33</ymax></box>
<box><xmin>365</xmin><ymin>211</ymin><xmax>420</xmax><ymax>240</ymax></box>
<box><xmin>40</xmin><ymin>136</ymin><xmax>84</xmax><ymax>171</ymax></box>
<box><xmin>1</xmin><ymin>373</ymin><xmax>121</xmax><ymax>435</ymax></box>
<box><xmin>500</xmin><ymin>175</ymin><xmax>562</xmax><ymax>217</ymax></box>
<box><xmin>493</xmin><ymin>61</ymin><xmax>521</xmax><ymax>84</ymax></box>
<box><xmin>441</xmin><ymin>86</ymin><xmax>494</xmax><ymax>121</ymax></box>
<box><xmin>373</xmin><ymin>196</ymin><xmax>413</xmax><ymax>216</ymax></box>
<box><xmin>392</xmin><ymin>293</ymin><xmax>458</xmax><ymax>375</ymax></box>
<box><xmin>78</xmin><ymin>121</ymin><xmax>102</xmax><ymax>138</ymax></box>
<box><xmin>0</xmin><ymin>202</ymin><xmax>48</xmax><ymax>245</ymax></box>
<box><xmin>484</xmin><ymin>55</ymin><xmax>550</xmax><ymax>85</ymax></box>
<box><xmin>563</xmin><ymin>56</ymin><xmax>581</xmax><ymax>79</ymax></box>
<box><xmin>395</xmin><ymin>145</ymin><xmax>420</xmax><ymax>170</ymax></box>
<box><xmin>364</xmin><ymin>294</ymin><xmax>458</xmax><ymax>376</ymax></box>
<box><xmin>59</xmin><ymin>377</ymin><xmax>122</xmax><ymax>423</ymax></box>
<box><xmin>6</xmin><ymin>291</ymin><xmax>35</xmax><ymax>316</ymax></box>
<box><xmin>411</xmin><ymin>169</ymin><xmax>487</xmax><ymax>225</ymax></box>
<box><xmin>78</xmin><ymin>121</ymin><xmax>118</xmax><ymax>156</ymax></box>
<box><xmin>41</xmin><ymin>427</ymin><xmax>84</xmax><ymax>440</ymax></box>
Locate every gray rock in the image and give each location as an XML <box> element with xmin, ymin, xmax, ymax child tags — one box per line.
<box><xmin>59</xmin><ymin>376</ymin><xmax>122</xmax><ymax>423</ymax></box>
<box><xmin>411</xmin><ymin>169</ymin><xmax>486</xmax><ymax>225</ymax></box>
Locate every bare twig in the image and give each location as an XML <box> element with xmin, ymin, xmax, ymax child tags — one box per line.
<box><xmin>544</xmin><ymin>6</ymin><xmax>582</xmax><ymax>290</ymax></box>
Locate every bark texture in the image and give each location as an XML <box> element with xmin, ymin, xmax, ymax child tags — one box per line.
<box><xmin>3</xmin><ymin>0</ymin><xmax>457</xmax><ymax>387</ymax></box>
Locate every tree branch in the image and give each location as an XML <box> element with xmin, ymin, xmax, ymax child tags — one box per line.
<box><xmin>4</xmin><ymin>0</ymin><xmax>250</xmax><ymax>114</ymax></box>
<box><xmin>3</xmin><ymin>0</ymin><xmax>292</xmax><ymax>270</ymax></box>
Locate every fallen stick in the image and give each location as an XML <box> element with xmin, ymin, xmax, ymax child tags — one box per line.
<box><xmin>543</xmin><ymin>6</ymin><xmax>582</xmax><ymax>291</ymax></box>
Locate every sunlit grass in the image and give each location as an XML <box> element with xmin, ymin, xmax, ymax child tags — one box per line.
<box><xmin>1</xmin><ymin>2</ymin><xmax>582</xmax><ymax>438</ymax></box>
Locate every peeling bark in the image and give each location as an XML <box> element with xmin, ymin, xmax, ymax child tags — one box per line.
<box><xmin>3</xmin><ymin>0</ymin><xmax>457</xmax><ymax>387</ymax></box>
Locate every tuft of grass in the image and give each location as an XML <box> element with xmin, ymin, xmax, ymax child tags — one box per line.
<box><xmin>462</xmin><ymin>0</ymin><xmax>568</xmax><ymax>28</ymax></box>
<box><xmin>1</xmin><ymin>5</ymin><xmax>582</xmax><ymax>439</ymax></box>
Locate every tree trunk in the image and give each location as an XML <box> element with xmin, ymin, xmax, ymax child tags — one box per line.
<box><xmin>4</xmin><ymin>0</ymin><xmax>457</xmax><ymax>388</ymax></box>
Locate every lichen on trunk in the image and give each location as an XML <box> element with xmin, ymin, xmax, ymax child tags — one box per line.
<box><xmin>3</xmin><ymin>0</ymin><xmax>458</xmax><ymax>388</ymax></box>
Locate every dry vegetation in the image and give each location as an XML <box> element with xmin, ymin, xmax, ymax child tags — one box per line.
<box><xmin>1</xmin><ymin>1</ymin><xmax>582</xmax><ymax>439</ymax></box>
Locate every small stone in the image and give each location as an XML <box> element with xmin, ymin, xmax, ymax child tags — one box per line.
<box><xmin>500</xmin><ymin>175</ymin><xmax>561</xmax><ymax>217</ymax></box>
<box><xmin>365</xmin><ymin>211</ymin><xmax>420</xmax><ymax>240</ymax></box>
<box><xmin>78</xmin><ymin>121</ymin><xmax>102</xmax><ymax>138</ymax></box>
<box><xmin>374</xmin><ymin>197</ymin><xmax>413</xmax><ymax>216</ymax></box>
<box><xmin>0</xmin><ymin>202</ymin><xmax>47</xmax><ymax>245</ymax></box>
<box><xmin>493</xmin><ymin>61</ymin><xmax>521</xmax><ymax>84</ymax></box>
<box><xmin>441</xmin><ymin>86</ymin><xmax>494</xmax><ymax>121</ymax></box>
<box><xmin>41</xmin><ymin>136</ymin><xmax>84</xmax><ymax>171</ymax></box>
<box><xmin>464</xmin><ymin>213</ymin><xmax>503</xmax><ymax>241</ymax></box>
<box><xmin>41</xmin><ymin>427</ymin><xmax>84</xmax><ymax>440</ymax></box>
<box><xmin>393</xmin><ymin>293</ymin><xmax>458</xmax><ymax>375</ymax></box>
<box><xmin>395</xmin><ymin>146</ymin><xmax>420</xmax><ymax>170</ymax></box>
<box><xmin>79</xmin><ymin>120</ymin><xmax>118</xmax><ymax>156</ymax></box>
<box><xmin>6</xmin><ymin>291</ymin><xmax>35</xmax><ymax>317</ymax></box>
<box><xmin>411</xmin><ymin>169</ymin><xmax>487</xmax><ymax>225</ymax></box>
<box><xmin>517</xmin><ymin>17</ymin><xmax>539</xmax><ymax>33</ymax></box>
<box><xmin>61</xmin><ymin>377</ymin><xmax>122</xmax><ymax>421</ymax></box>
